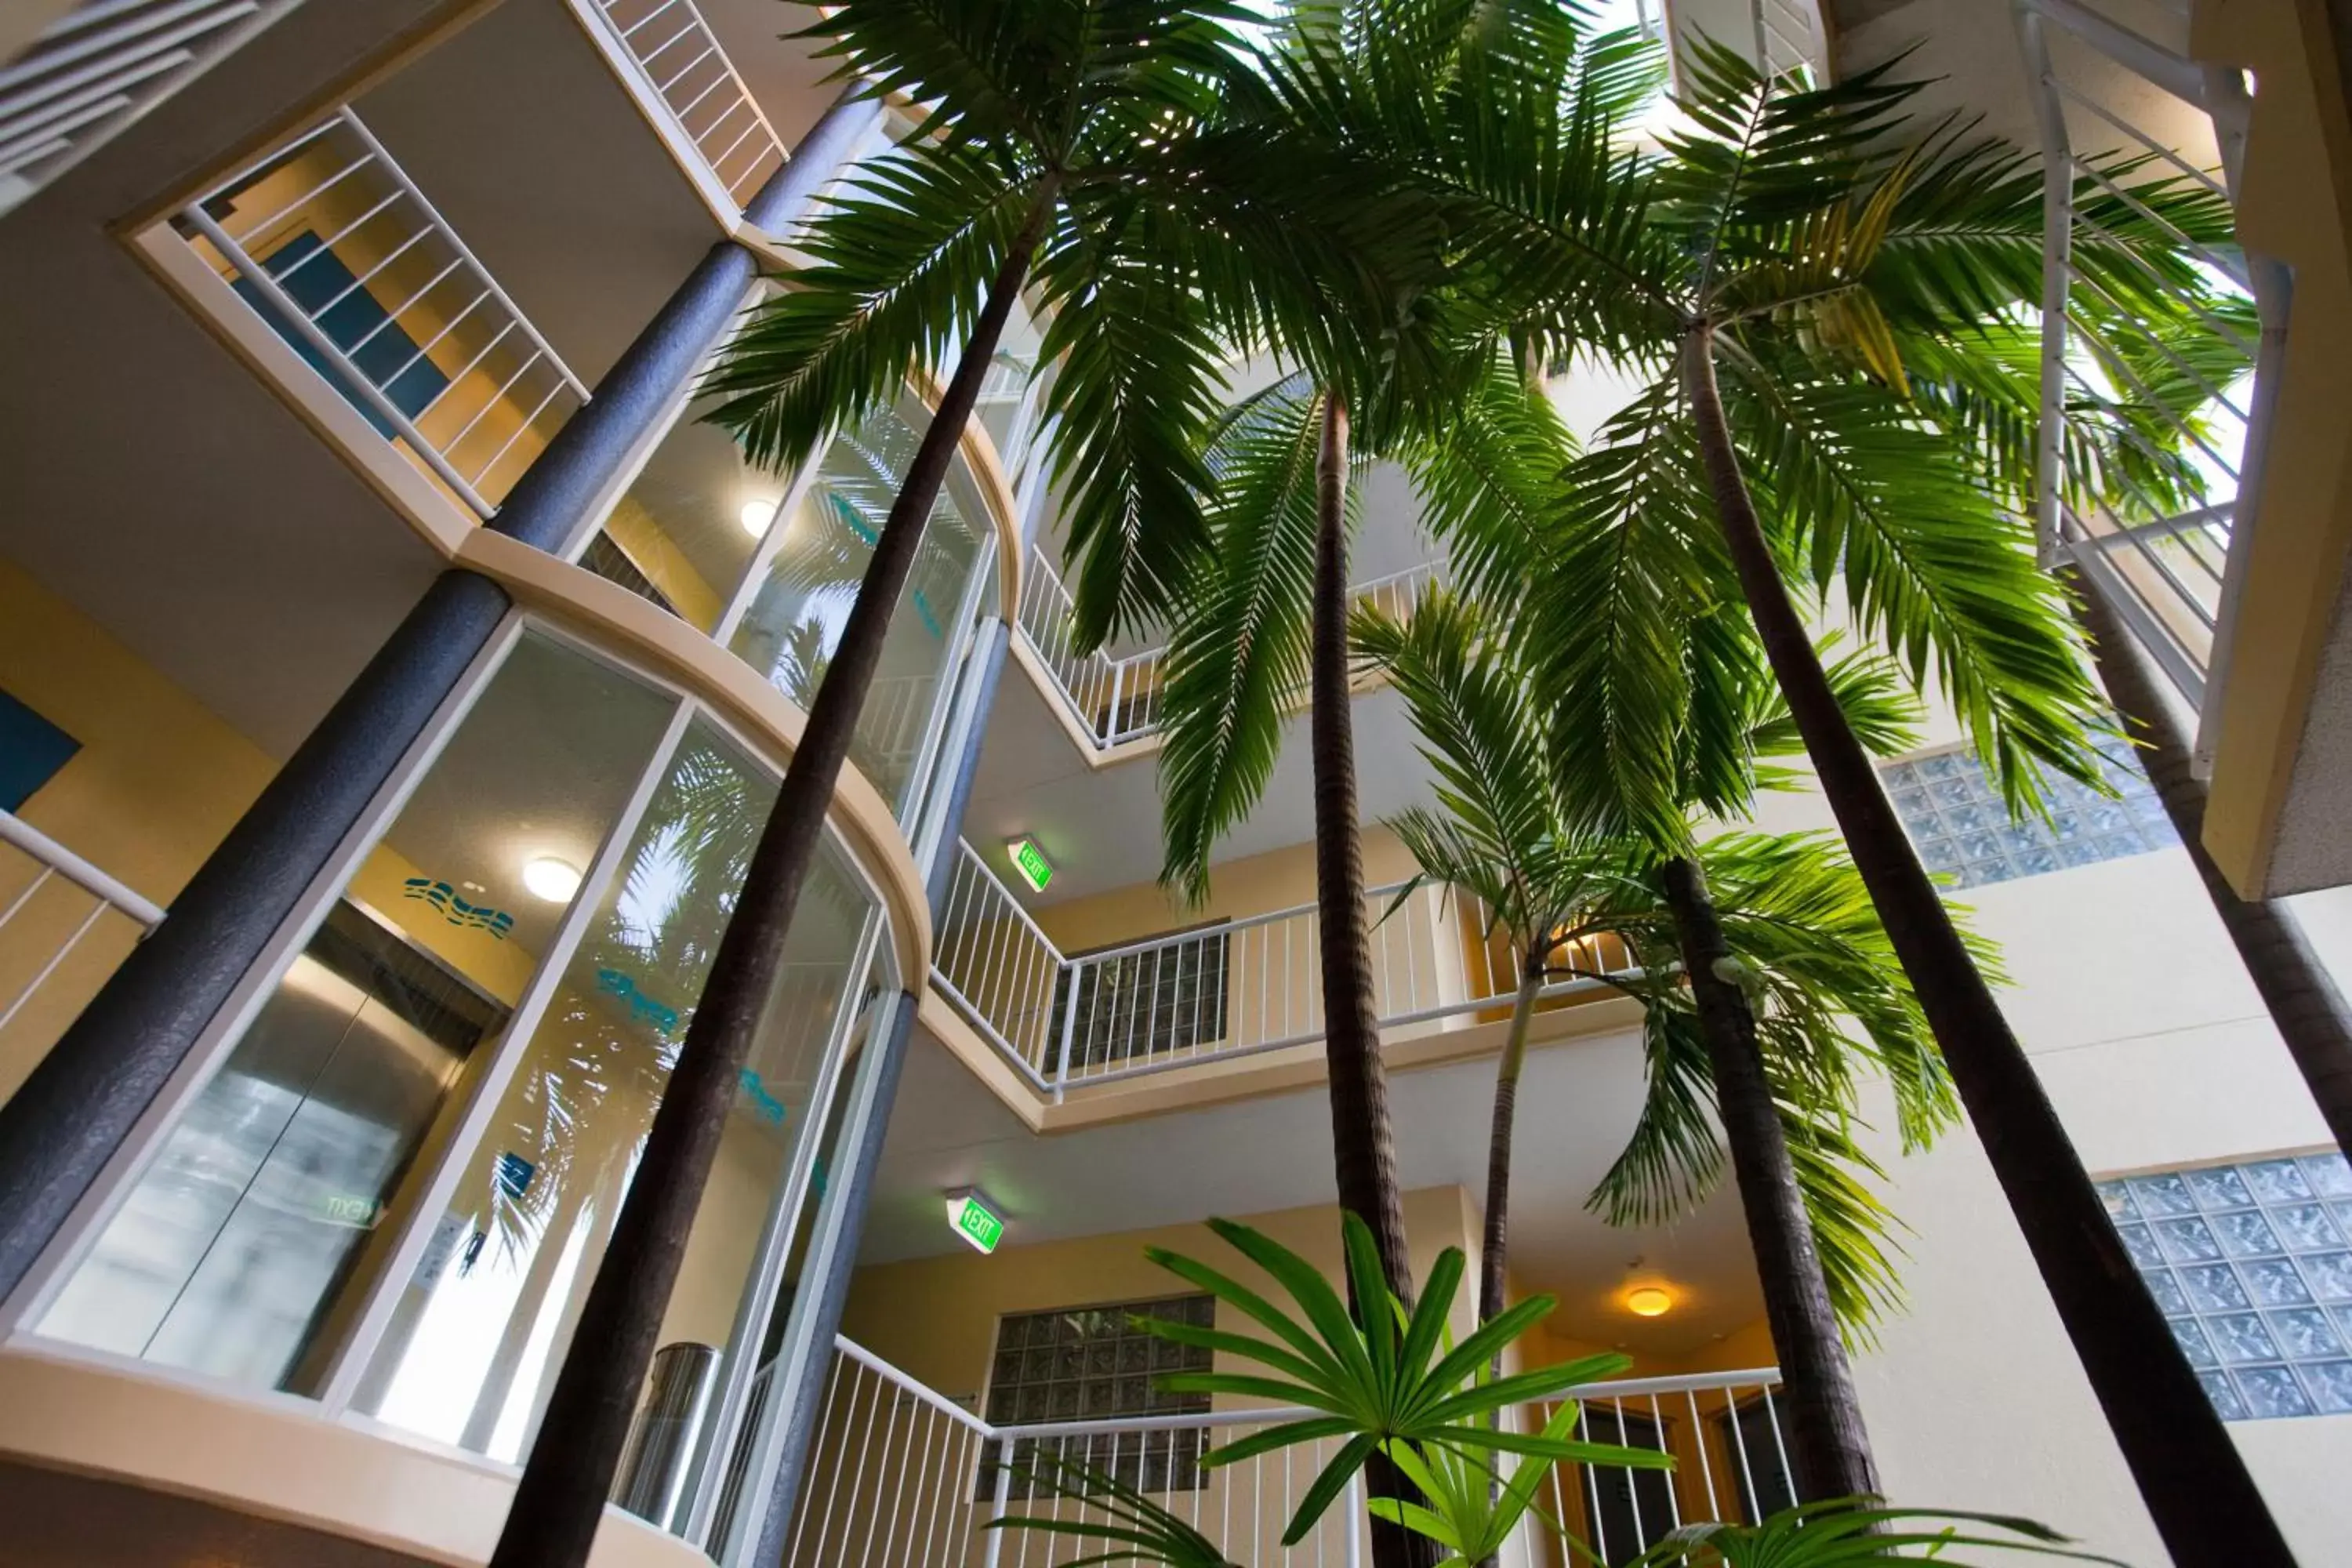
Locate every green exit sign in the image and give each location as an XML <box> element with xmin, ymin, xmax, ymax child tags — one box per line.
<box><xmin>1007</xmin><ymin>837</ymin><xmax>1055</xmax><ymax>893</ymax></box>
<box><xmin>946</xmin><ymin>1189</ymin><xmax>1004</xmax><ymax>1254</ymax></box>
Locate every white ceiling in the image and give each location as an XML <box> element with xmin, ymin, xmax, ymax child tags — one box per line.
<box><xmin>866</xmin><ymin>1019</ymin><xmax>1769</xmax><ymax>1359</ymax></box>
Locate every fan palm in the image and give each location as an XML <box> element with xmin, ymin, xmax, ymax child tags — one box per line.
<box><xmin>1354</xmin><ymin>586</ymin><xmax>1956</xmax><ymax>1504</ymax></box>
<box><xmin>1412</xmin><ymin>38</ymin><xmax>2292</xmax><ymax>1561</ymax></box>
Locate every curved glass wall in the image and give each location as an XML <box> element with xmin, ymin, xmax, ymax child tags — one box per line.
<box><xmin>579</xmin><ymin>333</ymin><xmax>997</xmax><ymax>829</ymax></box>
<box><xmin>726</xmin><ymin>397</ymin><xmax>988</xmax><ymax>816</ymax></box>
<box><xmin>24</xmin><ymin>622</ymin><xmax>895</xmax><ymax>1551</ymax></box>
<box><xmin>35</xmin><ymin>633</ymin><xmax>675</xmax><ymax>1387</ymax></box>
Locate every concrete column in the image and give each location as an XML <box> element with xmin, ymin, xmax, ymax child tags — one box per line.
<box><xmin>0</xmin><ymin>90</ymin><xmax>877</xmax><ymax>1305</ymax></box>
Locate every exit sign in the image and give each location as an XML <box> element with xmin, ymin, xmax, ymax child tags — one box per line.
<box><xmin>946</xmin><ymin>1189</ymin><xmax>1004</xmax><ymax>1254</ymax></box>
<box><xmin>1007</xmin><ymin>837</ymin><xmax>1054</xmax><ymax>893</ymax></box>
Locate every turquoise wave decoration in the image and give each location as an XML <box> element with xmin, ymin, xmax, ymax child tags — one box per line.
<box><xmin>401</xmin><ymin>877</ymin><xmax>516</xmax><ymax>940</ymax></box>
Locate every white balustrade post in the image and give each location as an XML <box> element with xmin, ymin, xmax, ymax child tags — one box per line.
<box><xmin>1053</xmin><ymin>960</ymin><xmax>1083</xmax><ymax>1098</ymax></box>
<box><xmin>981</xmin><ymin>1451</ymin><xmax>1014</xmax><ymax>1568</ymax></box>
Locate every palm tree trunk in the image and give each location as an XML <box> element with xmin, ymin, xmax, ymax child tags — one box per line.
<box><xmin>1658</xmin><ymin>855</ymin><xmax>1878</xmax><ymax>1504</ymax></box>
<box><xmin>1478</xmin><ymin>964</ymin><xmax>1544</xmax><ymax>1327</ymax></box>
<box><xmin>1680</xmin><ymin>325</ymin><xmax>2292</xmax><ymax>1566</ymax></box>
<box><xmin>1311</xmin><ymin>389</ymin><xmax>1415</xmax><ymax>1301</ymax></box>
<box><xmin>1311</xmin><ymin>389</ymin><xmax>1434</xmax><ymax>1568</ymax></box>
<box><xmin>488</xmin><ymin>176</ymin><xmax>1062</xmax><ymax>1568</ymax></box>
<box><xmin>2071</xmin><ymin>563</ymin><xmax>2352</xmax><ymax>1154</ymax></box>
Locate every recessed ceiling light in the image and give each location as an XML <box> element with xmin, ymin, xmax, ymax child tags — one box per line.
<box><xmin>522</xmin><ymin>856</ymin><xmax>583</xmax><ymax>903</ymax></box>
<box><xmin>1626</xmin><ymin>1286</ymin><xmax>1673</xmax><ymax>1318</ymax></box>
<box><xmin>740</xmin><ymin>498</ymin><xmax>778</xmax><ymax>536</ymax></box>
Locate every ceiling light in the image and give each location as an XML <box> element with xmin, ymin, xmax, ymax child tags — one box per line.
<box><xmin>740</xmin><ymin>498</ymin><xmax>779</xmax><ymax>536</ymax></box>
<box><xmin>1626</xmin><ymin>1286</ymin><xmax>1673</xmax><ymax>1319</ymax></box>
<box><xmin>522</xmin><ymin>856</ymin><xmax>583</xmax><ymax>903</ymax></box>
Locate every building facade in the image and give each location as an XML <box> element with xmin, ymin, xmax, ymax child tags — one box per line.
<box><xmin>0</xmin><ymin>1</ymin><xmax>2347</xmax><ymax>1564</ymax></box>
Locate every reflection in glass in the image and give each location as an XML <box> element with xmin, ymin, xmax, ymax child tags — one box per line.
<box><xmin>728</xmin><ymin>401</ymin><xmax>985</xmax><ymax>815</ymax></box>
<box><xmin>704</xmin><ymin>987</ymin><xmax>894</xmax><ymax>1554</ymax></box>
<box><xmin>37</xmin><ymin>634</ymin><xmax>676</xmax><ymax>1390</ymax></box>
<box><xmin>356</xmin><ymin>721</ymin><xmax>880</xmax><ymax>1466</ymax></box>
<box><xmin>580</xmin><ymin>393</ymin><xmax>772</xmax><ymax>633</ymax></box>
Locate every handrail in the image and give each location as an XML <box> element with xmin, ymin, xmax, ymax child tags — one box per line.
<box><xmin>1013</xmin><ymin>547</ymin><xmax>1445</xmax><ymax>753</ymax></box>
<box><xmin>0</xmin><ymin>809</ymin><xmax>165</xmax><ymax>927</ymax></box>
<box><xmin>2014</xmin><ymin>0</ymin><xmax>2277</xmax><ymax>718</ymax></box>
<box><xmin>793</xmin><ymin>1333</ymin><xmax>1790</xmax><ymax>1568</ymax></box>
<box><xmin>931</xmin><ymin>836</ymin><xmax>1635</xmax><ymax>1096</ymax></box>
<box><xmin>175</xmin><ymin>106</ymin><xmax>590</xmax><ymax>518</ymax></box>
<box><xmin>1</xmin><ymin>807</ymin><xmax>163</xmax><ymax>1036</ymax></box>
<box><xmin>833</xmin><ymin>1332</ymin><xmax>1782</xmax><ymax>1443</ymax></box>
<box><xmin>579</xmin><ymin>0</ymin><xmax>786</xmax><ymax>208</ymax></box>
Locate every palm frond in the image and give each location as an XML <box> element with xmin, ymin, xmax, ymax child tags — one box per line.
<box><xmin>1156</xmin><ymin>379</ymin><xmax>1328</xmax><ymax>898</ymax></box>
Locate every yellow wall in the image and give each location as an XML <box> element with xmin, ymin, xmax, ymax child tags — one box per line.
<box><xmin>0</xmin><ymin>556</ymin><xmax>277</xmax><ymax>1104</ymax></box>
<box><xmin>601</xmin><ymin>493</ymin><xmax>728</xmax><ymax>633</ymax></box>
<box><xmin>194</xmin><ymin>137</ymin><xmax>556</xmax><ymax>506</ymax></box>
<box><xmin>841</xmin><ymin>1185</ymin><xmax>1483</xmax><ymax>1407</ymax></box>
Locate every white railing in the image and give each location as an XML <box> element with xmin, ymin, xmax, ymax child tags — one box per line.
<box><xmin>582</xmin><ymin>0</ymin><xmax>786</xmax><ymax>209</ymax></box>
<box><xmin>1014</xmin><ymin>552</ymin><xmax>1446</xmax><ymax>753</ymax></box>
<box><xmin>0</xmin><ymin>808</ymin><xmax>164</xmax><ymax>1039</ymax></box>
<box><xmin>932</xmin><ymin>840</ymin><xmax>1631</xmax><ymax>1096</ymax></box>
<box><xmin>175</xmin><ymin>107</ymin><xmax>590</xmax><ymax>517</ymax></box>
<box><xmin>786</xmin><ymin>1337</ymin><xmax>1791</xmax><ymax>1568</ymax></box>
<box><xmin>0</xmin><ymin>0</ymin><xmax>274</xmax><ymax>220</ymax></box>
<box><xmin>1746</xmin><ymin>0</ymin><xmax>1824</xmax><ymax>82</ymax></box>
<box><xmin>2016</xmin><ymin>0</ymin><xmax>2279</xmax><ymax>728</ymax></box>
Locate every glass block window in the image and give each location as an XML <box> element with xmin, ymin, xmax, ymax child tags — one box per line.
<box><xmin>982</xmin><ymin>1295</ymin><xmax>1215</xmax><ymax>1497</ymax></box>
<box><xmin>1053</xmin><ymin>927</ymin><xmax>1231</xmax><ymax>1071</ymax></box>
<box><xmin>2100</xmin><ymin>1152</ymin><xmax>2352</xmax><ymax>1420</ymax></box>
<box><xmin>1882</xmin><ymin>741</ymin><xmax>2175</xmax><ymax>887</ymax></box>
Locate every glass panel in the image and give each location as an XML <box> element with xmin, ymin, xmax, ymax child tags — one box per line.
<box><xmin>2105</xmin><ymin>1152</ymin><xmax>2352</xmax><ymax>1421</ymax></box>
<box><xmin>1878</xmin><ymin>739</ymin><xmax>2175</xmax><ymax>887</ymax></box>
<box><xmin>353</xmin><ymin>722</ymin><xmax>880</xmax><ymax>1465</ymax></box>
<box><xmin>698</xmin><ymin>985</ymin><xmax>890</xmax><ymax>1552</ymax></box>
<box><xmin>581</xmin><ymin>390</ymin><xmax>771</xmax><ymax>634</ymax></box>
<box><xmin>728</xmin><ymin>398</ymin><xmax>987</xmax><ymax>816</ymax></box>
<box><xmin>37</xmin><ymin>634</ymin><xmax>675</xmax><ymax>1391</ymax></box>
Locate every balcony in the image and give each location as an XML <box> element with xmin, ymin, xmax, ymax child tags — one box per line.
<box><xmin>571</xmin><ymin>0</ymin><xmax>789</xmax><ymax>224</ymax></box>
<box><xmin>928</xmin><ymin>837</ymin><xmax>1633</xmax><ymax>1118</ymax></box>
<box><xmin>780</xmin><ymin>1335</ymin><xmax>1793</xmax><ymax>1568</ymax></box>
<box><xmin>144</xmin><ymin>104</ymin><xmax>591</xmax><ymax>536</ymax></box>
<box><xmin>0</xmin><ymin>0</ymin><xmax>292</xmax><ymax>220</ymax></box>
<box><xmin>1012</xmin><ymin>547</ymin><xmax>1446</xmax><ymax>758</ymax></box>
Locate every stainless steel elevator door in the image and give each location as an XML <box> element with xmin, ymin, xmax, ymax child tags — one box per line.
<box><xmin>38</xmin><ymin>901</ymin><xmax>503</xmax><ymax>1388</ymax></box>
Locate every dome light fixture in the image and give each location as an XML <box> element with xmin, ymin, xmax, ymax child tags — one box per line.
<box><xmin>740</xmin><ymin>497</ymin><xmax>779</xmax><ymax>536</ymax></box>
<box><xmin>522</xmin><ymin>855</ymin><xmax>583</xmax><ymax>903</ymax></box>
<box><xmin>1625</xmin><ymin>1285</ymin><xmax>1674</xmax><ymax>1319</ymax></box>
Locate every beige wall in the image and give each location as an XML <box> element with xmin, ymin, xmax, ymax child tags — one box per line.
<box><xmin>1748</xmin><ymin>768</ymin><xmax>2352</xmax><ymax>1564</ymax></box>
<box><xmin>0</xmin><ymin>555</ymin><xmax>276</xmax><ymax>1104</ymax></box>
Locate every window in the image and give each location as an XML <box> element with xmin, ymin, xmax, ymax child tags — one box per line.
<box><xmin>982</xmin><ymin>1295</ymin><xmax>1214</xmax><ymax>1497</ymax></box>
<box><xmin>1881</xmin><ymin>741</ymin><xmax>2174</xmax><ymax>887</ymax></box>
<box><xmin>1051</xmin><ymin>927</ymin><xmax>1230</xmax><ymax>1072</ymax></box>
<box><xmin>2101</xmin><ymin>1152</ymin><xmax>2352</xmax><ymax>1420</ymax></box>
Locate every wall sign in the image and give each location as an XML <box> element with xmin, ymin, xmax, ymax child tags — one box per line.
<box><xmin>402</xmin><ymin>877</ymin><xmax>516</xmax><ymax>940</ymax></box>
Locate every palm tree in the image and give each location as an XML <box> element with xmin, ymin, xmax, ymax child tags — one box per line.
<box><xmin>490</xmin><ymin>5</ymin><xmax>1464</xmax><ymax>1558</ymax></box>
<box><xmin>1355</xmin><ymin>586</ymin><xmax>1955</xmax><ymax>1504</ymax></box>
<box><xmin>1410</xmin><ymin>38</ymin><xmax>2294</xmax><ymax>1559</ymax></box>
<box><xmin>1143</xmin><ymin>9</ymin><xmax>1664</xmax><ymax>1310</ymax></box>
